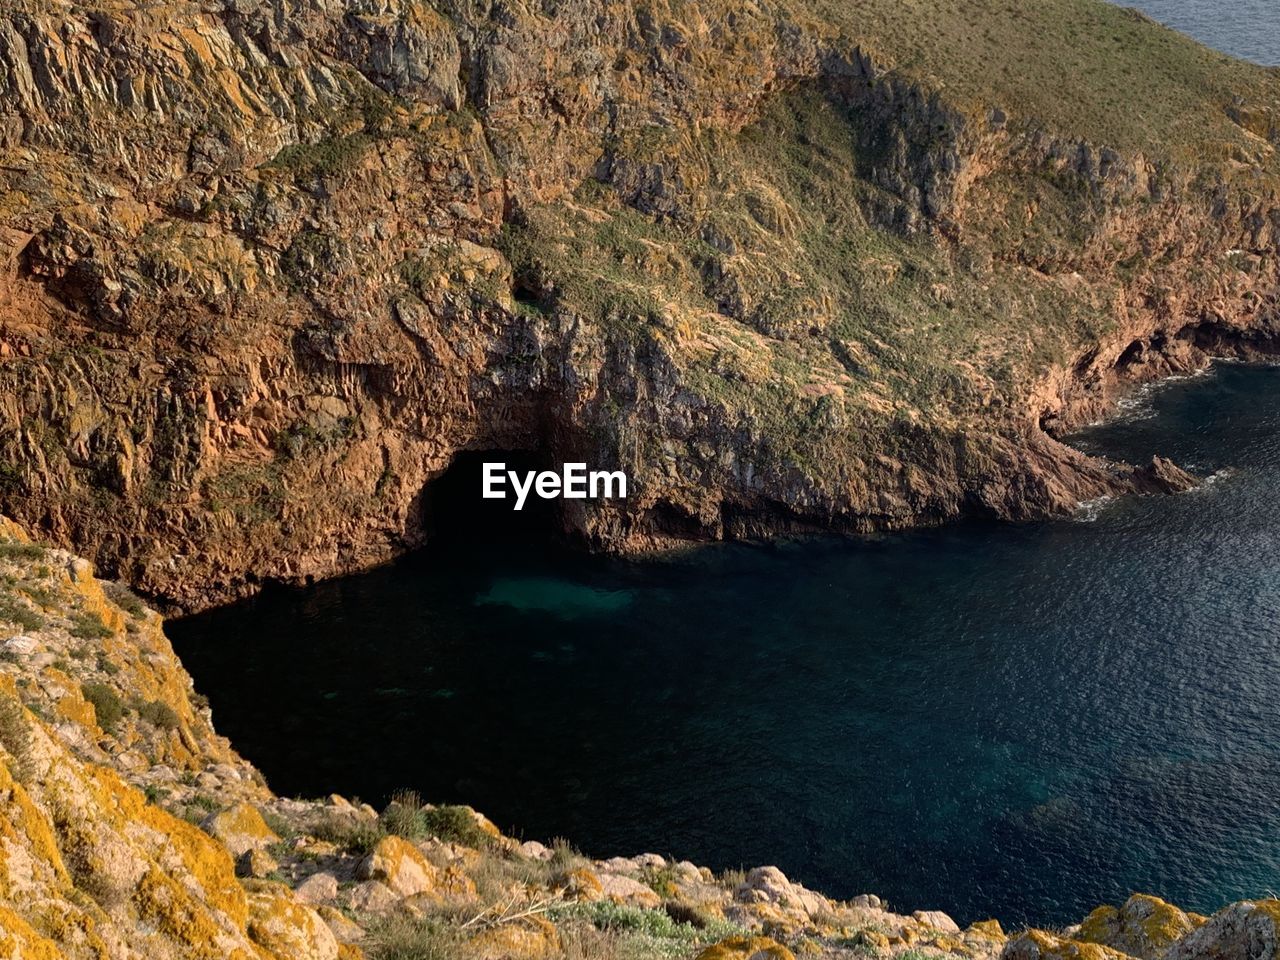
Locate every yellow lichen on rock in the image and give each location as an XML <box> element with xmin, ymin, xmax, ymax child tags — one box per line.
<box><xmin>696</xmin><ymin>935</ymin><xmax>797</xmax><ymax>960</ymax></box>
<box><xmin>0</xmin><ymin>905</ymin><xmax>66</xmax><ymax>960</ymax></box>
<box><xmin>202</xmin><ymin>801</ymin><xmax>280</xmax><ymax>857</ymax></box>
<box><xmin>1076</xmin><ymin>894</ymin><xmax>1196</xmax><ymax>959</ymax></box>
<box><xmin>1003</xmin><ymin>929</ymin><xmax>1136</xmax><ymax>960</ymax></box>
<box><xmin>465</xmin><ymin>916</ymin><xmax>561</xmax><ymax>959</ymax></box>
<box><xmin>357</xmin><ymin>835</ymin><xmax>443</xmax><ymax>898</ymax></box>
<box><xmin>560</xmin><ymin>865</ymin><xmax>604</xmax><ymax>901</ymax></box>
<box><xmin>88</xmin><ymin>764</ymin><xmax>249</xmax><ymax>927</ymax></box>
<box><xmin>0</xmin><ymin>752</ymin><xmax>71</xmax><ymax>892</ymax></box>
<box><xmin>245</xmin><ymin>881</ymin><xmax>343</xmax><ymax>960</ymax></box>
<box><xmin>968</xmin><ymin>919</ymin><xmax>1007</xmax><ymax>941</ymax></box>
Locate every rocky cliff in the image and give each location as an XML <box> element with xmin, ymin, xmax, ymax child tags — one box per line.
<box><xmin>0</xmin><ymin>0</ymin><xmax>1278</xmax><ymax>610</ymax></box>
<box><xmin>5</xmin><ymin>521</ymin><xmax>1280</xmax><ymax>959</ymax></box>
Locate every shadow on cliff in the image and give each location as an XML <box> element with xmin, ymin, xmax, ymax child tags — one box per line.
<box><xmin>420</xmin><ymin>450</ymin><xmax>561</xmax><ymax>550</ymax></box>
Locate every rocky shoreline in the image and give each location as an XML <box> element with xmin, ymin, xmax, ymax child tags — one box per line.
<box><xmin>0</xmin><ymin>514</ymin><xmax>1276</xmax><ymax>960</ymax></box>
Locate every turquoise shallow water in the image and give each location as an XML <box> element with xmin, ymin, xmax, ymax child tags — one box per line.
<box><xmin>171</xmin><ymin>363</ymin><xmax>1280</xmax><ymax>926</ymax></box>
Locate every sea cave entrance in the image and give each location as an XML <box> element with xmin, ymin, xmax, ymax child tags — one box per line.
<box><xmin>420</xmin><ymin>450</ymin><xmax>561</xmax><ymax>548</ymax></box>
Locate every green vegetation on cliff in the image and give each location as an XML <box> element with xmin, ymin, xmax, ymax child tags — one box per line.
<box><xmin>804</xmin><ymin>0</ymin><xmax>1278</xmax><ymax>157</ymax></box>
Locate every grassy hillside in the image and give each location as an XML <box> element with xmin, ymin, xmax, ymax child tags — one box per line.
<box><xmin>795</xmin><ymin>0</ymin><xmax>1280</xmax><ymax>161</ymax></box>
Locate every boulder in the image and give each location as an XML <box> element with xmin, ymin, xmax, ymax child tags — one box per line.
<box><xmin>202</xmin><ymin>802</ymin><xmax>279</xmax><ymax>857</ymax></box>
<box><xmin>466</xmin><ymin>916</ymin><xmax>561</xmax><ymax>959</ymax></box>
<box><xmin>559</xmin><ymin>867</ymin><xmax>604</xmax><ymax>902</ymax></box>
<box><xmin>969</xmin><ymin>919</ymin><xmax>1007</xmax><ymax>942</ymax></box>
<box><xmin>914</xmin><ymin>909</ymin><xmax>961</xmax><ymax>933</ymax></box>
<box><xmin>346</xmin><ymin>879</ymin><xmax>400</xmax><ymax>914</ymax></box>
<box><xmin>1165</xmin><ymin>900</ymin><xmax>1280</xmax><ymax>960</ymax></box>
<box><xmin>696</xmin><ymin>935</ymin><xmax>796</xmax><ymax>960</ymax></box>
<box><xmin>357</xmin><ymin>835</ymin><xmax>440</xmax><ymax>898</ymax></box>
<box><xmin>735</xmin><ymin>866</ymin><xmax>830</xmax><ymax>920</ymax></box>
<box><xmin>236</xmin><ymin>847</ymin><xmax>279</xmax><ymax>879</ymax></box>
<box><xmin>1130</xmin><ymin>456</ymin><xmax>1197</xmax><ymax>495</ymax></box>
<box><xmin>518</xmin><ymin>840</ymin><xmax>552</xmax><ymax>861</ymax></box>
<box><xmin>599</xmin><ymin>872</ymin><xmax>662</xmax><ymax>908</ymax></box>
<box><xmin>1076</xmin><ymin>894</ymin><xmax>1198</xmax><ymax>959</ymax></box>
<box><xmin>295</xmin><ymin>872</ymin><xmax>340</xmax><ymax>905</ymax></box>
<box><xmin>245</xmin><ymin>884</ymin><xmax>340</xmax><ymax>960</ymax></box>
<box><xmin>674</xmin><ymin>860</ymin><xmax>704</xmax><ymax>883</ymax></box>
<box><xmin>1002</xmin><ymin>929</ymin><xmax>1133</xmax><ymax>960</ymax></box>
<box><xmin>317</xmin><ymin>905</ymin><xmax>365</xmax><ymax>944</ymax></box>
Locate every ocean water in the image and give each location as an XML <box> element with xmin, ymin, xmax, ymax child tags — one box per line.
<box><xmin>170</xmin><ymin>363</ymin><xmax>1280</xmax><ymax>927</ymax></box>
<box><xmin>1123</xmin><ymin>0</ymin><xmax>1280</xmax><ymax>63</ymax></box>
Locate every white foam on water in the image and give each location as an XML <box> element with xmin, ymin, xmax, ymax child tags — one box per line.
<box><xmin>1072</xmin><ymin>496</ymin><xmax>1115</xmax><ymax>522</ymax></box>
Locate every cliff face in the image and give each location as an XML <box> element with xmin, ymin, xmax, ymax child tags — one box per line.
<box><xmin>1</xmin><ymin>0</ymin><xmax>1279</xmax><ymax>609</ymax></box>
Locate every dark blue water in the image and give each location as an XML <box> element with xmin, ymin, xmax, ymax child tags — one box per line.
<box><xmin>1123</xmin><ymin>0</ymin><xmax>1279</xmax><ymax>63</ymax></box>
<box><xmin>170</xmin><ymin>363</ymin><xmax>1280</xmax><ymax>927</ymax></box>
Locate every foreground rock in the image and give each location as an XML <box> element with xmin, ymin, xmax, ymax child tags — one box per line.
<box><xmin>1</xmin><ymin>519</ymin><xmax>1278</xmax><ymax>960</ymax></box>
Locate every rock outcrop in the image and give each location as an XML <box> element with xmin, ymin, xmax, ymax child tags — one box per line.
<box><xmin>4</xmin><ymin>518</ymin><xmax>1280</xmax><ymax>958</ymax></box>
<box><xmin>0</xmin><ymin>0</ymin><xmax>1276</xmax><ymax>610</ymax></box>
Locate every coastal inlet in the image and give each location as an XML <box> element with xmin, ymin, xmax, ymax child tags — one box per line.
<box><xmin>172</xmin><ymin>362</ymin><xmax>1280</xmax><ymax>928</ymax></box>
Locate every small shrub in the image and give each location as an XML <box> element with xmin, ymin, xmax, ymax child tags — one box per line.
<box><xmin>378</xmin><ymin>792</ymin><xmax>493</xmax><ymax>849</ymax></box>
<box><xmin>555</xmin><ymin>900</ymin><xmax>690</xmax><ymax>939</ymax></box>
<box><xmin>0</xmin><ymin>593</ymin><xmax>43</xmax><ymax>632</ymax></box>
<box><xmin>261</xmin><ymin>810</ymin><xmax>297</xmax><ymax>842</ymax></box>
<box><xmin>81</xmin><ymin>682</ymin><xmax>124</xmax><ymax>733</ymax></box>
<box><xmin>69</xmin><ymin>611</ymin><xmax>113</xmax><ymax>641</ymax></box>
<box><xmin>102</xmin><ymin>582</ymin><xmax>147</xmax><ymax>619</ymax></box>
<box><xmin>0</xmin><ymin>542</ymin><xmax>45</xmax><ymax>562</ymax></box>
<box><xmin>137</xmin><ymin>699</ymin><xmax>180</xmax><ymax>730</ymax></box>
<box><xmin>369</xmin><ymin>915</ymin><xmax>461</xmax><ymax>960</ymax></box>
<box><xmin>0</xmin><ymin>693</ymin><xmax>32</xmax><ymax>782</ymax></box>
<box><xmin>381</xmin><ymin>796</ymin><xmax>425</xmax><ymax>841</ymax></box>
<box><xmin>641</xmin><ymin>864</ymin><xmax>681</xmax><ymax>898</ymax></box>
<box><xmin>549</xmin><ymin>837</ymin><xmax>586</xmax><ymax>868</ymax></box>
<box><xmin>419</xmin><ymin>804</ymin><xmax>493</xmax><ymax>849</ymax></box>
<box><xmin>18</xmin><ymin>583</ymin><xmax>58</xmax><ymax>608</ymax></box>
<box><xmin>312</xmin><ymin>811</ymin><xmax>386</xmax><ymax>854</ymax></box>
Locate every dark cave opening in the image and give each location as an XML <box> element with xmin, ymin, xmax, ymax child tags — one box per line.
<box><xmin>511</xmin><ymin>280</ymin><xmax>541</xmax><ymax>309</ymax></box>
<box><xmin>420</xmin><ymin>450</ymin><xmax>561</xmax><ymax>547</ymax></box>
